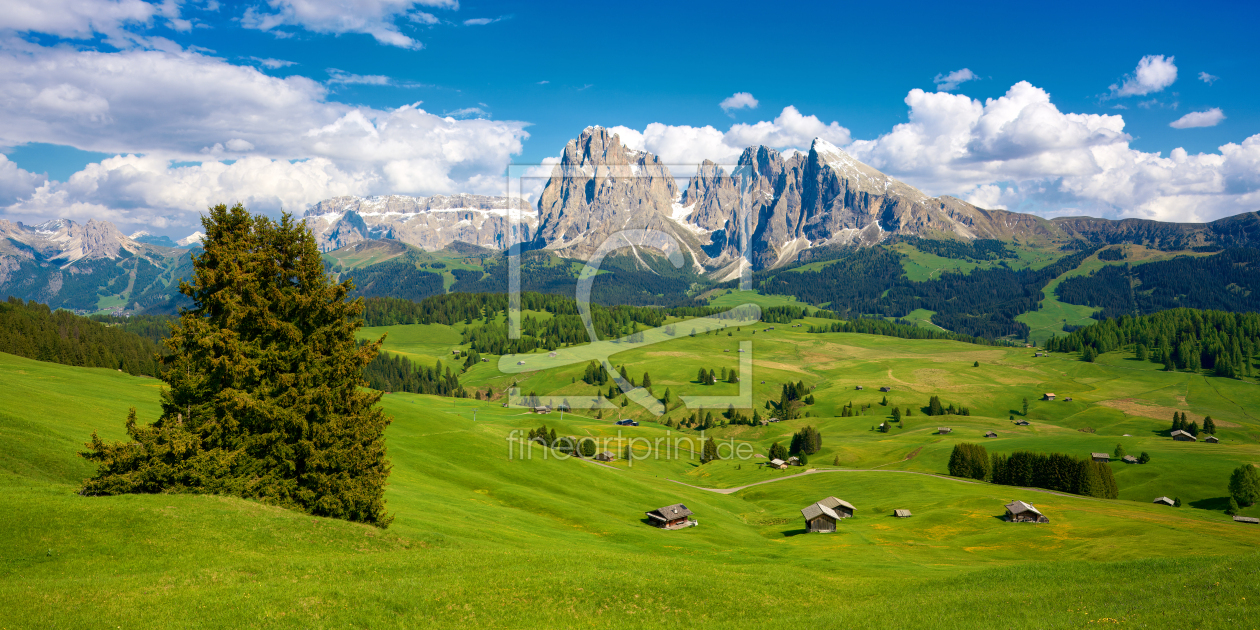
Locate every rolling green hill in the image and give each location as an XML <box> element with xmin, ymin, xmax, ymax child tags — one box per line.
<box><xmin>7</xmin><ymin>306</ymin><xmax>1260</xmax><ymax>627</ymax></box>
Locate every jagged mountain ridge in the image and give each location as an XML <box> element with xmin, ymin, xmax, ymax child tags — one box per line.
<box><xmin>303</xmin><ymin>193</ymin><xmax>533</xmax><ymax>253</ymax></box>
<box><xmin>299</xmin><ymin>127</ymin><xmax>1260</xmax><ymax>274</ymax></box>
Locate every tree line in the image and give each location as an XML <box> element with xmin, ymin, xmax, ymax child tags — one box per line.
<box><xmin>1055</xmin><ymin>248</ymin><xmax>1260</xmax><ymax>320</ymax></box>
<box><xmin>1046</xmin><ymin>307</ymin><xmax>1260</xmax><ymax>378</ymax></box>
<box><xmin>0</xmin><ymin>297</ymin><xmax>163</xmax><ymax>377</ymax></box>
<box><xmin>948</xmin><ymin>443</ymin><xmax>1119</xmax><ymax>499</ymax></box>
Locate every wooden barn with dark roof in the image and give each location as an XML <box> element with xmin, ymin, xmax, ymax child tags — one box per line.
<box><xmin>1005</xmin><ymin>500</ymin><xmax>1049</xmax><ymax>523</ymax></box>
<box><xmin>645</xmin><ymin>504</ymin><xmax>695</xmax><ymax>529</ymax></box>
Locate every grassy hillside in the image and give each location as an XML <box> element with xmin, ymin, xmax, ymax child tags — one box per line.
<box><xmin>7</xmin><ymin>312</ymin><xmax>1260</xmax><ymax>627</ymax></box>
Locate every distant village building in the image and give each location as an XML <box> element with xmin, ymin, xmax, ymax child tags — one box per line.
<box><xmin>855</xmin><ymin>385</ymin><xmax>864</xmax><ymax>390</ymax></box>
<box><xmin>800</xmin><ymin>503</ymin><xmax>840</xmax><ymax>533</ymax></box>
<box><xmin>768</xmin><ymin>458</ymin><xmax>788</xmax><ymax>470</ymax></box>
<box><xmin>595</xmin><ymin>451</ymin><xmax>615</xmax><ymax>462</ymax></box>
<box><xmin>880</xmin><ymin>386</ymin><xmax>892</xmax><ymax>392</ymax></box>
<box><xmin>787</xmin><ymin>456</ymin><xmax>801</xmax><ymax>466</ymax></box>
<box><xmin>1204</xmin><ymin>435</ymin><xmax>1219</xmax><ymax>443</ymax></box>
<box><xmin>1091</xmin><ymin>452</ymin><xmax>1110</xmax><ymax>462</ymax></box>
<box><xmin>937</xmin><ymin>427</ymin><xmax>952</xmax><ymax>434</ymax></box>
<box><xmin>1015</xmin><ymin>420</ymin><xmax>1031</xmax><ymax>426</ymax></box>
<box><xmin>645</xmin><ymin>504</ymin><xmax>695</xmax><ymax>529</ymax></box>
<box><xmin>894</xmin><ymin>509</ymin><xmax>912</xmax><ymax>518</ymax></box>
<box><xmin>816</xmin><ymin>496</ymin><xmax>855</xmax><ymax>519</ymax></box>
<box><xmin>1171</xmin><ymin>430</ymin><xmax>1197</xmax><ymax>442</ymax></box>
<box><xmin>1042</xmin><ymin>393</ymin><xmax>1056</xmax><ymax>401</ymax></box>
<box><xmin>1005</xmin><ymin>500</ymin><xmax>1049</xmax><ymax>523</ymax></box>
<box><xmin>1153</xmin><ymin>496</ymin><xmax>1175</xmax><ymax>506</ymax></box>
<box><xmin>1122</xmin><ymin>455</ymin><xmax>1138</xmax><ymax>464</ymax></box>
<box><xmin>1034</xmin><ymin>352</ymin><xmax>1046</xmax><ymax>357</ymax></box>
<box><xmin>985</xmin><ymin>431</ymin><xmax>998</xmax><ymax>438</ymax></box>
<box><xmin>1234</xmin><ymin>516</ymin><xmax>1260</xmax><ymax>524</ymax></box>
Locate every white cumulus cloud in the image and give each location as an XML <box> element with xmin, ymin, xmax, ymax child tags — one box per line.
<box><xmin>1170</xmin><ymin>108</ymin><xmax>1225</xmax><ymax>129</ymax></box>
<box><xmin>1108</xmin><ymin>54</ymin><xmax>1178</xmax><ymax>98</ymax></box>
<box><xmin>241</xmin><ymin>0</ymin><xmax>458</xmax><ymax>49</ymax></box>
<box><xmin>606</xmin><ymin>106</ymin><xmax>850</xmax><ymax>174</ymax></box>
<box><xmin>0</xmin><ymin>42</ymin><xmax>528</xmax><ymax>231</ymax></box>
<box><xmin>1198</xmin><ymin>71</ymin><xmax>1219</xmax><ymax>85</ymax></box>
<box><xmin>719</xmin><ymin>92</ymin><xmax>758</xmax><ymax>113</ymax></box>
<box><xmin>933</xmin><ymin>68</ymin><xmax>978</xmax><ymax>92</ymax></box>
<box><xmin>847</xmin><ymin>81</ymin><xmax>1260</xmax><ymax>223</ymax></box>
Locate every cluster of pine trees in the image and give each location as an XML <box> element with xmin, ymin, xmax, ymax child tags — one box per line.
<box><xmin>696</xmin><ymin>366</ymin><xmax>739</xmax><ymax>385</ymax></box>
<box><xmin>990</xmin><ymin>451</ymin><xmax>1119</xmax><ymax>499</ymax></box>
<box><xmin>1170</xmin><ymin>412</ymin><xmax>1215</xmax><ymax>436</ymax></box>
<box><xmin>1046</xmin><ymin>308</ymin><xmax>1260</xmax><ymax>378</ymax></box>
<box><xmin>772</xmin><ymin>380</ymin><xmax>814</xmax><ymax>420</ymax></box>
<box><xmin>363</xmin><ymin>350</ymin><xmax>466</xmax><ymax>397</ymax></box>
<box><xmin>925</xmin><ymin>395</ymin><xmax>970</xmax><ymax>416</ymax></box>
<box><xmin>947</xmin><ymin>443</ymin><xmax>991</xmax><ymax>480</ymax></box>
<box><xmin>789</xmin><ymin>426</ymin><xmax>821</xmax><ymax>455</ymax></box>
<box><xmin>0</xmin><ymin>297</ymin><xmax>163</xmax><ymax>377</ymax></box>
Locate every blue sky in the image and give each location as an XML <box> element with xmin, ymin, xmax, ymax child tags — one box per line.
<box><xmin>0</xmin><ymin>0</ymin><xmax>1257</xmax><ymax>236</ymax></box>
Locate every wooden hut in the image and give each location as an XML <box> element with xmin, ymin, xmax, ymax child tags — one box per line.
<box><xmin>1204</xmin><ymin>435</ymin><xmax>1219</xmax><ymax>443</ymax></box>
<box><xmin>1005</xmin><ymin>500</ymin><xmax>1049</xmax><ymax>523</ymax></box>
<box><xmin>645</xmin><ymin>504</ymin><xmax>695</xmax><ymax>529</ymax></box>
<box><xmin>816</xmin><ymin>496</ymin><xmax>855</xmax><ymax>519</ymax></box>
<box><xmin>984</xmin><ymin>431</ymin><xmax>997</xmax><ymax>438</ymax></box>
<box><xmin>1153</xmin><ymin>496</ymin><xmax>1175</xmax><ymax>506</ymax></box>
<box><xmin>768</xmin><ymin>458</ymin><xmax>788</xmax><ymax>470</ymax></box>
<box><xmin>1171</xmin><ymin>430</ymin><xmax>1197</xmax><ymax>442</ymax></box>
<box><xmin>1042</xmin><ymin>393</ymin><xmax>1056</xmax><ymax>401</ymax></box>
<box><xmin>800</xmin><ymin>503</ymin><xmax>839</xmax><ymax>533</ymax></box>
<box><xmin>893</xmin><ymin>509</ymin><xmax>912</xmax><ymax>518</ymax></box>
<box><xmin>1122</xmin><ymin>455</ymin><xmax>1138</xmax><ymax>464</ymax></box>
<box><xmin>1234</xmin><ymin>516</ymin><xmax>1259</xmax><ymax>524</ymax></box>
<box><xmin>1015</xmin><ymin>420</ymin><xmax>1031</xmax><ymax>426</ymax></box>
<box><xmin>879</xmin><ymin>386</ymin><xmax>892</xmax><ymax>392</ymax></box>
<box><xmin>594</xmin><ymin>451</ymin><xmax>615</xmax><ymax>462</ymax></box>
<box><xmin>1091</xmin><ymin>452</ymin><xmax>1110</xmax><ymax>462</ymax></box>
<box><xmin>855</xmin><ymin>385</ymin><xmax>864</xmax><ymax>390</ymax></box>
<box><xmin>937</xmin><ymin>427</ymin><xmax>952</xmax><ymax>435</ymax></box>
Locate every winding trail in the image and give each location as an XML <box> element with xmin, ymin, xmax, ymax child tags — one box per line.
<box><xmin>666</xmin><ymin>468</ymin><xmax>1099</xmax><ymax>502</ymax></box>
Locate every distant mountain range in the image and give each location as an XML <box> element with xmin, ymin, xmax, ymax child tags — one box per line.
<box><xmin>302</xmin><ymin>127</ymin><xmax>1260</xmax><ymax>277</ymax></box>
<box><xmin>3</xmin><ymin>126</ymin><xmax>1260</xmax><ymax>319</ymax></box>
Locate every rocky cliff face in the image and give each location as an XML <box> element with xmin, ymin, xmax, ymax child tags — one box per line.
<box><xmin>529</xmin><ymin>127</ymin><xmax>709</xmax><ymax>267</ymax></box>
<box><xmin>303</xmin><ymin>194</ymin><xmax>534</xmax><ymax>252</ymax></box>
<box><xmin>0</xmin><ymin>218</ymin><xmax>138</xmax><ymax>264</ymax></box>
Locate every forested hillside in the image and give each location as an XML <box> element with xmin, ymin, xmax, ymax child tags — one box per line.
<box><xmin>758</xmin><ymin>246</ymin><xmax>1100</xmax><ymax>338</ymax></box>
<box><xmin>1055</xmin><ymin>248</ymin><xmax>1260</xmax><ymax>319</ymax></box>
<box><xmin>1047</xmin><ymin>307</ymin><xmax>1260</xmax><ymax>378</ymax></box>
<box><xmin>0</xmin><ymin>297</ymin><xmax>162</xmax><ymax>376</ymax></box>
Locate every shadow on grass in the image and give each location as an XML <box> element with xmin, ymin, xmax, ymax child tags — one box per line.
<box><xmin>779</xmin><ymin>528</ymin><xmax>811</xmax><ymax>537</ymax></box>
<box><xmin>1189</xmin><ymin>496</ymin><xmax>1231</xmax><ymax>511</ymax></box>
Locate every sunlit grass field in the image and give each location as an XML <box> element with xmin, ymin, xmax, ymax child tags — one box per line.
<box><xmin>4</xmin><ymin>311</ymin><xmax>1260</xmax><ymax>627</ymax></box>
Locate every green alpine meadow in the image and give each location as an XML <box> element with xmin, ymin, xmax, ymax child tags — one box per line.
<box><xmin>3</xmin><ymin>4</ymin><xmax>1260</xmax><ymax>626</ymax></box>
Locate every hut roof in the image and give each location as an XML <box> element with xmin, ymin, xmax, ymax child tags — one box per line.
<box><xmin>1122</xmin><ymin>455</ymin><xmax>1138</xmax><ymax>463</ymax></box>
<box><xmin>1171</xmin><ymin>430</ymin><xmax>1197</xmax><ymax>440</ymax></box>
<box><xmin>817</xmin><ymin>496</ymin><xmax>855</xmax><ymax>511</ymax></box>
<box><xmin>768</xmin><ymin>458</ymin><xmax>786</xmax><ymax>467</ymax></box>
<box><xmin>894</xmin><ymin>509</ymin><xmax>912</xmax><ymax>517</ymax></box>
<box><xmin>1205</xmin><ymin>435</ymin><xmax>1219</xmax><ymax>442</ymax></box>
<box><xmin>1234</xmin><ymin>516</ymin><xmax>1260</xmax><ymax>524</ymax></box>
<box><xmin>1005</xmin><ymin>500</ymin><xmax>1042</xmax><ymax>516</ymax></box>
<box><xmin>1153</xmin><ymin>496</ymin><xmax>1175</xmax><ymax>506</ymax></box>
<box><xmin>985</xmin><ymin>431</ymin><xmax>997</xmax><ymax>437</ymax></box>
<box><xmin>1043</xmin><ymin>392</ymin><xmax>1056</xmax><ymax>397</ymax></box>
<box><xmin>1091</xmin><ymin>452</ymin><xmax>1110</xmax><ymax>459</ymax></box>
<box><xmin>801</xmin><ymin>503</ymin><xmax>840</xmax><ymax>521</ymax></box>
<box><xmin>646</xmin><ymin>504</ymin><xmax>692</xmax><ymax>522</ymax></box>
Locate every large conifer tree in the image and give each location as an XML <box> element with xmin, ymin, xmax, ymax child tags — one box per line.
<box><xmin>80</xmin><ymin>204</ymin><xmax>393</xmax><ymax>526</ymax></box>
